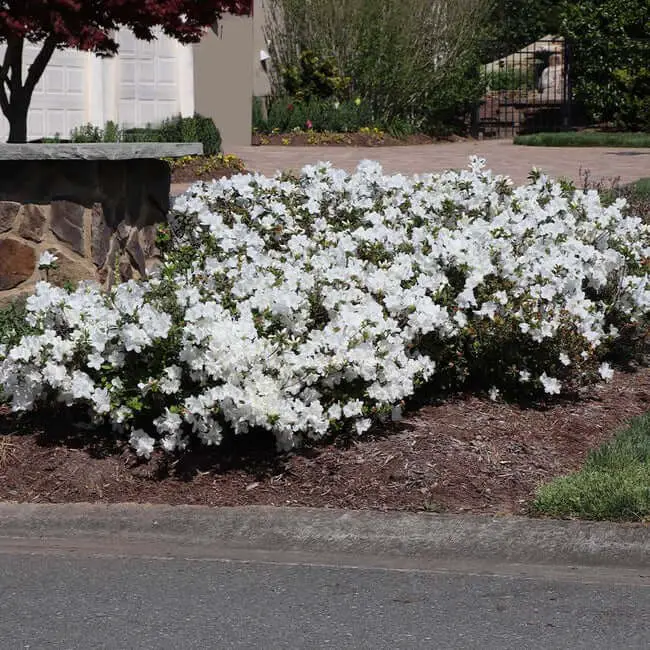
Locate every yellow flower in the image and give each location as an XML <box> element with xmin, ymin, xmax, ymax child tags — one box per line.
<box><xmin>355</xmin><ymin>97</ymin><xmax>362</xmax><ymax>106</ymax></box>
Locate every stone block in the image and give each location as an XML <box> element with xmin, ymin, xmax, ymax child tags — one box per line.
<box><xmin>118</xmin><ymin>253</ymin><xmax>133</xmax><ymax>282</ymax></box>
<box><xmin>0</xmin><ymin>201</ymin><xmax>20</xmax><ymax>233</ymax></box>
<box><xmin>139</xmin><ymin>225</ymin><xmax>160</xmax><ymax>258</ymax></box>
<box><xmin>125</xmin><ymin>159</ymin><xmax>170</xmax><ymax>227</ymax></box>
<box><xmin>0</xmin><ymin>238</ymin><xmax>35</xmax><ymax>290</ymax></box>
<box><xmin>18</xmin><ymin>204</ymin><xmax>47</xmax><ymax>242</ymax></box>
<box><xmin>105</xmin><ymin>234</ymin><xmax>121</xmax><ymax>272</ymax></box>
<box><xmin>45</xmin><ymin>248</ymin><xmax>95</xmax><ymax>288</ymax></box>
<box><xmin>91</xmin><ymin>203</ymin><xmax>112</xmax><ymax>268</ymax></box>
<box><xmin>0</xmin><ymin>143</ymin><xmax>202</xmax><ymax>161</ymax></box>
<box><xmin>126</xmin><ymin>228</ymin><xmax>146</xmax><ymax>277</ymax></box>
<box><xmin>50</xmin><ymin>200</ymin><xmax>85</xmax><ymax>254</ymax></box>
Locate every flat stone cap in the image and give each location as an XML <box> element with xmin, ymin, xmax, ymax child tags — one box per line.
<box><xmin>0</xmin><ymin>142</ymin><xmax>203</xmax><ymax>160</ymax></box>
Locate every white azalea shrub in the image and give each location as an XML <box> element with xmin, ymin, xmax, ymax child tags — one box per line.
<box><xmin>1</xmin><ymin>158</ymin><xmax>648</xmax><ymax>457</ymax></box>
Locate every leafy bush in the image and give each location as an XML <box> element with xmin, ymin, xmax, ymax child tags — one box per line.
<box><xmin>265</xmin><ymin>0</ymin><xmax>491</xmax><ymax>135</ymax></box>
<box><xmin>260</xmin><ymin>96</ymin><xmax>377</xmax><ymax>134</ymax></box>
<box><xmin>70</xmin><ymin>123</ymin><xmax>104</xmax><ymax>143</ymax></box>
<box><xmin>157</xmin><ymin>115</ymin><xmax>222</xmax><ymax>156</ymax></box>
<box><xmin>69</xmin><ymin>115</ymin><xmax>222</xmax><ymax>154</ymax></box>
<box><xmin>252</xmin><ymin>96</ymin><xmax>268</xmax><ymax>133</ymax></box>
<box><xmin>560</xmin><ymin>0</ymin><xmax>650</xmax><ymax>130</ymax></box>
<box><xmin>484</xmin><ymin>0</ymin><xmax>563</xmax><ymax>60</ymax></box>
<box><xmin>598</xmin><ymin>177</ymin><xmax>650</xmax><ymax>225</ymax></box>
<box><xmin>0</xmin><ymin>158</ymin><xmax>648</xmax><ymax>458</ymax></box>
<box><xmin>281</xmin><ymin>50</ymin><xmax>351</xmax><ymax>102</ymax></box>
<box><xmin>0</xmin><ymin>297</ymin><xmax>32</xmax><ymax>350</ymax></box>
<box><xmin>485</xmin><ymin>67</ymin><xmax>536</xmax><ymax>92</ymax></box>
<box><xmin>514</xmin><ymin>132</ymin><xmax>650</xmax><ymax>147</ymax></box>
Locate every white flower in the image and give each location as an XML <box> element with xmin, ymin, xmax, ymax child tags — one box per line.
<box><xmin>0</xmin><ymin>157</ymin><xmax>647</xmax><ymax>455</ymax></box>
<box><xmin>38</xmin><ymin>251</ymin><xmax>58</xmax><ymax>269</ymax></box>
<box><xmin>343</xmin><ymin>399</ymin><xmax>364</xmax><ymax>418</ymax></box>
<box><xmin>327</xmin><ymin>403</ymin><xmax>342</xmax><ymax>420</ymax></box>
<box><xmin>355</xmin><ymin>418</ymin><xmax>372</xmax><ymax>434</ymax></box>
<box><xmin>488</xmin><ymin>386</ymin><xmax>500</xmax><ymax>401</ymax></box>
<box><xmin>598</xmin><ymin>362</ymin><xmax>614</xmax><ymax>382</ymax></box>
<box><xmin>129</xmin><ymin>429</ymin><xmax>155</xmax><ymax>458</ymax></box>
<box><xmin>70</xmin><ymin>371</ymin><xmax>95</xmax><ymax>400</ymax></box>
<box><xmin>539</xmin><ymin>373</ymin><xmax>562</xmax><ymax>395</ymax></box>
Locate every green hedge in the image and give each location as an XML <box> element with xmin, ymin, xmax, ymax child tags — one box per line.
<box><xmin>69</xmin><ymin>114</ymin><xmax>222</xmax><ymax>155</ymax></box>
<box><xmin>514</xmin><ymin>131</ymin><xmax>650</xmax><ymax>147</ymax></box>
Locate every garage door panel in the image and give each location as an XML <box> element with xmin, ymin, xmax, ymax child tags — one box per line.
<box><xmin>117</xmin><ymin>30</ymin><xmax>185</xmax><ymax>127</ymax></box>
<box><xmin>0</xmin><ymin>29</ymin><xmax>190</xmax><ymax>141</ymax></box>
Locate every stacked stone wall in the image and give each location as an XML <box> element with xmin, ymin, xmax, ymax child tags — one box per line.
<box><xmin>0</xmin><ymin>200</ymin><xmax>160</xmax><ymax>304</ymax></box>
<box><xmin>0</xmin><ymin>154</ymin><xmax>175</xmax><ymax>305</ymax></box>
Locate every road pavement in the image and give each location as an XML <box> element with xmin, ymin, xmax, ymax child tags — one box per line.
<box><xmin>0</xmin><ymin>504</ymin><xmax>648</xmax><ymax>649</ymax></box>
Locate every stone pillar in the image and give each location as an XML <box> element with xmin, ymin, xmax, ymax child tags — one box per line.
<box><xmin>0</xmin><ymin>143</ymin><xmax>201</xmax><ymax>303</ymax></box>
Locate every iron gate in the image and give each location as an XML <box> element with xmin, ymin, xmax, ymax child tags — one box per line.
<box><xmin>475</xmin><ymin>37</ymin><xmax>572</xmax><ymax>138</ymax></box>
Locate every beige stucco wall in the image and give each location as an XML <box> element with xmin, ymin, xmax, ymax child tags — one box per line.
<box><xmin>253</xmin><ymin>0</ymin><xmax>273</xmax><ymax>98</ymax></box>
<box><xmin>192</xmin><ymin>1</ymin><xmax>274</xmax><ymax>148</ymax></box>
<box><xmin>193</xmin><ymin>15</ymin><xmax>254</xmax><ymax>149</ymax></box>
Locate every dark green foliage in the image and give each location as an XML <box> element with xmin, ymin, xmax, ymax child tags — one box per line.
<box><xmin>560</xmin><ymin>0</ymin><xmax>650</xmax><ymax>130</ymax></box>
<box><xmin>281</xmin><ymin>50</ymin><xmax>350</xmax><ymax>102</ymax></box>
<box><xmin>69</xmin><ymin>114</ymin><xmax>222</xmax><ymax>154</ymax></box>
<box><xmin>514</xmin><ymin>131</ymin><xmax>650</xmax><ymax>147</ymax></box>
<box><xmin>266</xmin><ymin>0</ymin><xmax>491</xmax><ymax>137</ymax></box>
<box><xmin>157</xmin><ymin>114</ymin><xmax>222</xmax><ymax>155</ymax></box>
<box><xmin>258</xmin><ymin>96</ymin><xmax>377</xmax><ymax>134</ymax></box>
<box><xmin>0</xmin><ymin>297</ymin><xmax>32</xmax><ymax>349</ymax></box>
<box><xmin>485</xmin><ymin>67</ymin><xmax>536</xmax><ymax>92</ymax></box>
<box><xmin>484</xmin><ymin>0</ymin><xmax>563</xmax><ymax>60</ymax></box>
<box><xmin>252</xmin><ymin>96</ymin><xmax>267</xmax><ymax>132</ymax></box>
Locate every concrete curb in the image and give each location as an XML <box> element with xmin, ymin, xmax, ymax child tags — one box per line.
<box><xmin>0</xmin><ymin>503</ymin><xmax>647</xmax><ymax>568</ymax></box>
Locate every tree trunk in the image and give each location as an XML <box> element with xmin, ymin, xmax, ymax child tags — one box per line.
<box><xmin>1</xmin><ymin>36</ymin><xmax>57</xmax><ymax>143</ymax></box>
<box><xmin>7</xmin><ymin>97</ymin><xmax>28</xmax><ymax>143</ymax></box>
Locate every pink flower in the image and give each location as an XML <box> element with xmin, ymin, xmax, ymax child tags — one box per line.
<box><xmin>306</xmin><ymin>119</ymin><xmax>313</xmax><ymax>130</ymax></box>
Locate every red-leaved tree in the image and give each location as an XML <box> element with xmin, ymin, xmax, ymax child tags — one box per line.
<box><xmin>0</xmin><ymin>0</ymin><xmax>252</xmax><ymax>142</ymax></box>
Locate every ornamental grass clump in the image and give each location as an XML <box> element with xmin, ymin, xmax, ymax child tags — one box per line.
<box><xmin>1</xmin><ymin>158</ymin><xmax>649</xmax><ymax>457</ymax></box>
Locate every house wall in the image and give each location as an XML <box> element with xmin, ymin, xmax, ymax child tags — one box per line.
<box><xmin>193</xmin><ymin>15</ymin><xmax>254</xmax><ymax>149</ymax></box>
<box><xmin>254</xmin><ymin>0</ymin><xmax>273</xmax><ymax>98</ymax></box>
<box><xmin>0</xmin><ymin>4</ymin><xmax>274</xmax><ymax>147</ymax></box>
<box><xmin>0</xmin><ymin>30</ymin><xmax>193</xmax><ymax>142</ymax></box>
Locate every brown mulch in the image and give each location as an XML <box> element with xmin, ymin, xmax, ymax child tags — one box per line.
<box><xmin>1</xmin><ymin>367</ymin><xmax>649</xmax><ymax>513</ymax></box>
<box><xmin>251</xmin><ymin>132</ymin><xmax>461</xmax><ymax>147</ymax></box>
<box><xmin>170</xmin><ymin>160</ymin><xmax>246</xmax><ymax>184</ymax></box>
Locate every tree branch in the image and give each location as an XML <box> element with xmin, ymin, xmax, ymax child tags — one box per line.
<box><xmin>24</xmin><ymin>36</ymin><xmax>57</xmax><ymax>97</ymax></box>
<box><xmin>0</xmin><ymin>80</ymin><xmax>9</xmax><ymax>118</ymax></box>
<box><xmin>8</xmin><ymin>36</ymin><xmax>23</xmax><ymax>95</ymax></box>
<box><xmin>0</xmin><ymin>38</ymin><xmax>19</xmax><ymax>118</ymax></box>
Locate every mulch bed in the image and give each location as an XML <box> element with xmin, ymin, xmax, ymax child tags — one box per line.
<box><xmin>252</xmin><ymin>132</ymin><xmax>460</xmax><ymax>147</ymax></box>
<box><xmin>1</xmin><ymin>366</ymin><xmax>649</xmax><ymax>514</ymax></box>
<box><xmin>170</xmin><ymin>160</ymin><xmax>246</xmax><ymax>184</ymax></box>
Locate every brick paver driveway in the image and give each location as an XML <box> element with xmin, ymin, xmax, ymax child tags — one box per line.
<box><xmin>172</xmin><ymin>139</ymin><xmax>649</xmax><ymax>195</ymax></box>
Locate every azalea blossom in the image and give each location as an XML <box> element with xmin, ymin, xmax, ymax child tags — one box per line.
<box><xmin>38</xmin><ymin>251</ymin><xmax>58</xmax><ymax>269</ymax></box>
<box><xmin>598</xmin><ymin>362</ymin><xmax>614</xmax><ymax>381</ymax></box>
<box><xmin>539</xmin><ymin>373</ymin><xmax>562</xmax><ymax>395</ymax></box>
<box><xmin>0</xmin><ymin>157</ymin><xmax>647</xmax><ymax>457</ymax></box>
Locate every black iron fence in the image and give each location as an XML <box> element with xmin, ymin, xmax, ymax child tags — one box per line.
<box><xmin>474</xmin><ymin>37</ymin><xmax>572</xmax><ymax>138</ymax></box>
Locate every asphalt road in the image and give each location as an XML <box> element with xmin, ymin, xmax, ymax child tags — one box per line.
<box><xmin>2</xmin><ymin>542</ymin><xmax>649</xmax><ymax>650</ymax></box>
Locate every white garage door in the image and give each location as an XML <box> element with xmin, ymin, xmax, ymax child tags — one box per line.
<box><xmin>0</xmin><ymin>44</ymin><xmax>86</xmax><ymax>142</ymax></box>
<box><xmin>0</xmin><ymin>30</ymin><xmax>194</xmax><ymax>142</ymax></box>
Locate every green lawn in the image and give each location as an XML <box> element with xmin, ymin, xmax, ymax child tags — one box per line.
<box><xmin>514</xmin><ymin>131</ymin><xmax>650</xmax><ymax>148</ymax></box>
<box><xmin>532</xmin><ymin>413</ymin><xmax>650</xmax><ymax>521</ymax></box>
